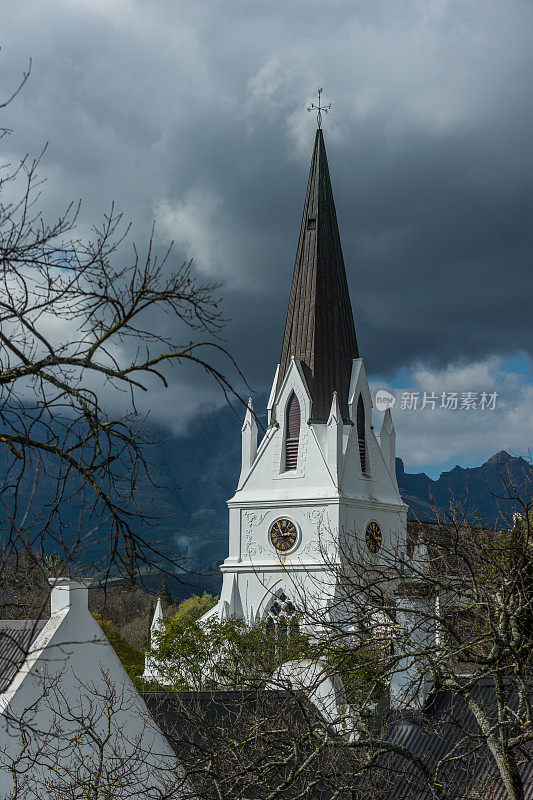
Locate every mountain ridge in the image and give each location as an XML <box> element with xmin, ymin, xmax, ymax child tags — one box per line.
<box><xmin>397</xmin><ymin>449</ymin><xmax>531</xmax><ymax>524</ymax></box>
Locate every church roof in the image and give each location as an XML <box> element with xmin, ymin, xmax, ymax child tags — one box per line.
<box><xmin>276</xmin><ymin>128</ymin><xmax>358</xmax><ymax>423</ymax></box>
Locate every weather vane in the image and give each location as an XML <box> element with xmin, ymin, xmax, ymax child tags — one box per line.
<box><xmin>307</xmin><ymin>87</ymin><xmax>331</xmax><ymax>129</ymax></box>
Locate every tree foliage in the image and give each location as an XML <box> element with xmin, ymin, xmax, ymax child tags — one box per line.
<box><xmin>149</xmin><ymin>599</ymin><xmax>384</xmax><ymax>708</ymax></box>
<box><xmin>166</xmin><ymin>591</ymin><xmax>217</xmax><ymax>629</ymax></box>
<box><xmin>93</xmin><ymin>613</ymin><xmax>145</xmax><ymax>686</ymax></box>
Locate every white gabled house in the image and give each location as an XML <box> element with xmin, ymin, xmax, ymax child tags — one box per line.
<box><xmin>0</xmin><ymin>578</ymin><xmax>180</xmax><ymax>799</ymax></box>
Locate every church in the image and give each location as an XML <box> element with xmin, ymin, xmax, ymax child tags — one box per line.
<box><xmin>202</xmin><ymin>124</ymin><xmax>407</xmax><ymax>630</ymax></box>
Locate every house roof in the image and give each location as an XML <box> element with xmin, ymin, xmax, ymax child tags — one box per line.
<box><xmin>0</xmin><ymin>619</ymin><xmax>46</xmax><ymax>692</ymax></box>
<box><xmin>368</xmin><ymin>680</ymin><xmax>533</xmax><ymax>800</ymax></box>
<box><xmin>275</xmin><ymin>128</ymin><xmax>359</xmax><ymax>423</ymax></box>
<box><xmin>141</xmin><ymin>689</ymin><xmax>349</xmax><ymax>800</ymax></box>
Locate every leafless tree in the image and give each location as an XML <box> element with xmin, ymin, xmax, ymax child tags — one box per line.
<box><xmin>0</xmin><ymin>63</ymin><xmax>248</xmax><ymax>609</ymax></box>
<box><xmin>286</xmin><ymin>463</ymin><xmax>533</xmax><ymax>800</ymax></box>
<box><xmin>0</xmin><ymin>56</ymin><xmax>31</xmax><ymax>139</ymax></box>
<box><xmin>0</xmin><ymin>64</ymin><xmax>250</xmax><ymax>792</ymax></box>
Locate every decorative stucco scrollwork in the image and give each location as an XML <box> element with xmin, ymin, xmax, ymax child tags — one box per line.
<box><xmin>243</xmin><ymin>511</ymin><xmax>268</xmax><ymax>557</ymax></box>
<box><xmin>302</xmin><ymin>509</ymin><xmax>325</xmax><ymax>556</ymax></box>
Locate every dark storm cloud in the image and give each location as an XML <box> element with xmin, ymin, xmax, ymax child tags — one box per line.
<box><xmin>2</xmin><ymin>0</ymin><xmax>533</xmax><ymax>414</ymax></box>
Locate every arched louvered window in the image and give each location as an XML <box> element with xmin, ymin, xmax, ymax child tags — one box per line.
<box><xmin>285</xmin><ymin>392</ymin><xmax>300</xmax><ymax>471</ymax></box>
<box><xmin>357</xmin><ymin>394</ymin><xmax>367</xmax><ymax>474</ymax></box>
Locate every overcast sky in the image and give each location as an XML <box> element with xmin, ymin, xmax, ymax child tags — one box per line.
<box><xmin>2</xmin><ymin>0</ymin><xmax>533</xmax><ymax>476</ymax></box>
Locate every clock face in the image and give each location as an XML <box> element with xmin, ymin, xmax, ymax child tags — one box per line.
<box><xmin>269</xmin><ymin>519</ymin><xmax>298</xmax><ymax>552</ymax></box>
<box><xmin>365</xmin><ymin>521</ymin><xmax>382</xmax><ymax>554</ymax></box>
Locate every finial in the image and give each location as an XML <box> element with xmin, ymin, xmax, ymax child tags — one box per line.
<box><xmin>307</xmin><ymin>87</ymin><xmax>331</xmax><ymax>129</ymax></box>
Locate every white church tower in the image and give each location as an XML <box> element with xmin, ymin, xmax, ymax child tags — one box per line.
<box><xmin>208</xmin><ymin>128</ymin><xmax>407</xmax><ymax>628</ymax></box>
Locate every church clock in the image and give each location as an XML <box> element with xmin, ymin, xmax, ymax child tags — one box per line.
<box><xmin>365</xmin><ymin>521</ymin><xmax>382</xmax><ymax>554</ymax></box>
<box><xmin>269</xmin><ymin>519</ymin><xmax>298</xmax><ymax>552</ymax></box>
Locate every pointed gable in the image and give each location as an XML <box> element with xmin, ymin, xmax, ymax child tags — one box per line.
<box><xmin>275</xmin><ymin>128</ymin><xmax>359</xmax><ymax>423</ymax></box>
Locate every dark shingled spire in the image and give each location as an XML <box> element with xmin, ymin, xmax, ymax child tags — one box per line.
<box><xmin>276</xmin><ymin>128</ymin><xmax>359</xmax><ymax>423</ymax></box>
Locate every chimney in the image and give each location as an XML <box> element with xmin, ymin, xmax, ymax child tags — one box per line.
<box><xmin>49</xmin><ymin>578</ymin><xmax>88</xmax><ymax>616</ymax></box>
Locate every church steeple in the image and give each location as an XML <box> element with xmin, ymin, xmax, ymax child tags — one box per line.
<box><xmin>207</xmin><ymin>120</ymin><xmax>406</xmax><ymax>644</ymax></box>
<box><xmin>275</xmin><ymin>128</ymin><xmax>358</xmax><ymax>423</ymax></box>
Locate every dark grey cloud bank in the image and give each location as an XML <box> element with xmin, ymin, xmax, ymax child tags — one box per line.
<box><xmin>2</xmin><ymin>0</ymin><xmax>533</xmax><ymax>425</ymax></box>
